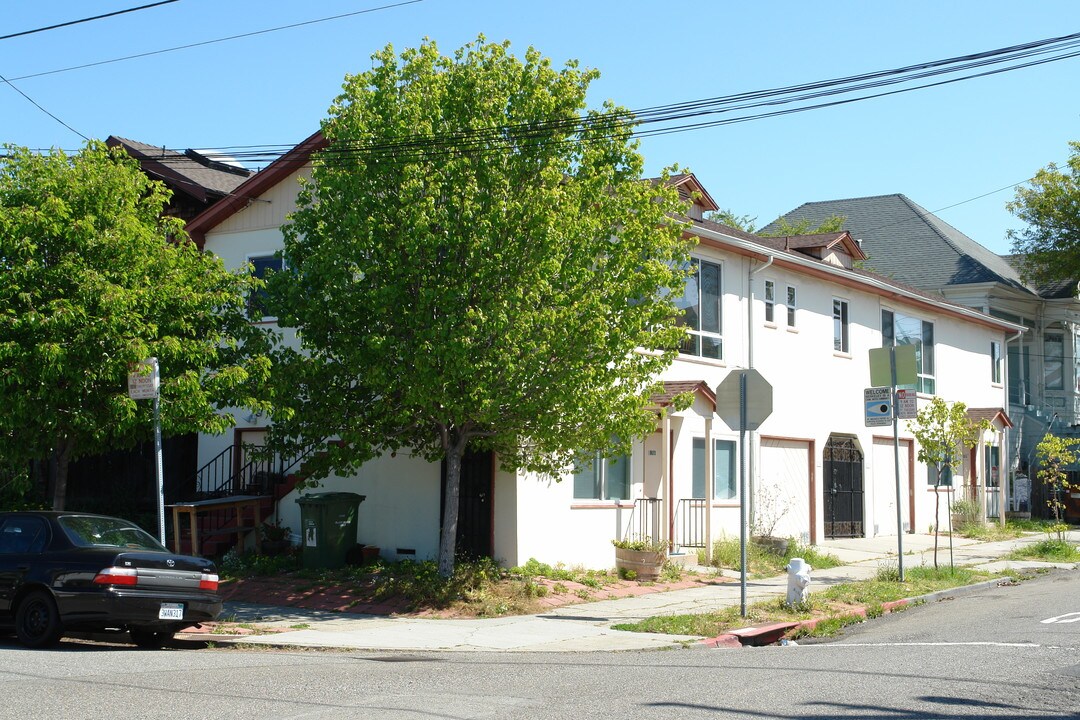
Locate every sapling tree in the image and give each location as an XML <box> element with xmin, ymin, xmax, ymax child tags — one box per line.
<box><xmin>1034</xmin><ymin>432</ymin><xmax>1079</xmax><ymax>534</ymax></box>
<box><xmin>907</xmin><ymin>396</ymin><xmax>990</xmax><ymax>569</ymax></box>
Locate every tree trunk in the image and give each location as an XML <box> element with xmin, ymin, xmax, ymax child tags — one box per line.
<box><xmin>933</xmin><ymin>464</ymin><xmax>941</xmax><ymax>569</ymax></box>
<box><xmin>50</xmin><ymin>437</ymin><xmax>73</xmax><ymax>511</ymax></box>
<box><xmin>438</xmin><ymin>446</ymin><xmax>463</xmax><ymax>578</ymax></box>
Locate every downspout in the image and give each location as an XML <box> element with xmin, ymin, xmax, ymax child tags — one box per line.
<box><xmin>1002</xmin><ymin>327</ymin><xmax>1024</xmax><ymax>526</ymax></box>
<box><xmin>747</xmin><ymin>254</ymin><xmax>774</xmax><ymax>531</ymax></box>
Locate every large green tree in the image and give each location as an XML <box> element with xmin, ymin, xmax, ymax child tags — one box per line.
<box><xmin>1007</xmin><ymin>141</ymin><xmax>1080</xmax><ymax>286</ymax></box>
<box><xmin>0</xmin><ymin>142</ymin><xmax>271</xmax><ymax>510</ymax></box>
<box><xmin>268</xmin><ymin>38</ymin><xmax>693</xmax><ymax>577</ymax></box>
<box><xmin>706</xmin><ymin>209</ymin><xmax>845</xmax><ymax>237</ymax></box>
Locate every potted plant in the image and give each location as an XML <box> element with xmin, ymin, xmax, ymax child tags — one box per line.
<box><xmin>612</xmin><ymin>537</ymin><xmax>667</xmax><ymax>580</ymax></box>
<box><xmin>260</xmin><ymin>520</ymin><xmax>292</xmax><ymax>555</ymax></box>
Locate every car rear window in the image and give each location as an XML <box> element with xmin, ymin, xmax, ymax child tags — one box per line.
<box><xmin>59</xmin><ymin>515</ymin><xmax>165</xmax><ymax>551</ymax></box>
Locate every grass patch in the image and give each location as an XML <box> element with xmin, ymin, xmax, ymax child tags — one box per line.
<box><xmin>1006</xmin><ymin>539</ymin><xmax>1080</xmax><ymax>563</ymax></box>
<box><xmin>954</xmin><ymin>521</ymin><xmax>1023</xmax><ymax>541</ymax></box>
<box><xmin>616</xmin><ymin>563</ymin><xmax>1006</xmax><ymax>640</ymax></box>
<box><xmin>700</xmin><ymin>536</ymin><xmax>842</xmax><ymax>578</ymax></box>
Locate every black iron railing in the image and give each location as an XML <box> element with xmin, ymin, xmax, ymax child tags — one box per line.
<box><xmin>675</xmin><ymin>498</ymin><xmax>707</xmax><ymax>548</ymax></box>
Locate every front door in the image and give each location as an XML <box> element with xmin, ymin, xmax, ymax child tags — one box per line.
<box><xmin>824</xmin><ymin>436</ymin><xmax>864</xmax><ymax>538</ymax></box>
<box><xmin>441</xmin><ymin>450</ymin><xmax>494</xmax><ymax>559</ymax></box>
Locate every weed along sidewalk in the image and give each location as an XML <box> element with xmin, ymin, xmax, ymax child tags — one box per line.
<box><xmin>202</xmin><ymin>529</ymin><xmax>1080</xmax><ymax>653</ymax></box>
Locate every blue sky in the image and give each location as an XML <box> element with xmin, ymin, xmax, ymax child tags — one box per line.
<box><xmin>2</xmin><ymin>1</ymin><xmax>1078</xmax><ymax>254</ymax></box>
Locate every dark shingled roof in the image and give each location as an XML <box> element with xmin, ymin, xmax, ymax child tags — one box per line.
<box><xmin>108</xmin><ymin>136</ymin><xmax>252</xmax><ymax>200</ymax></box>
<box><xmin>764</xmin><ymin>194</ymin><xmax>1045</xmax><ymax>298</ymax></box>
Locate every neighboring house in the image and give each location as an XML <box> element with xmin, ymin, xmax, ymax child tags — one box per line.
<box><xmin>105</xmin><ymin>136</ymin><xmax>253</xmax><ymax>223</ymax></box>
<box><xmin>184</xmin><ymin>135</ymin><xmax>1020</xmax><ymax>569</ymax></box>
<box><xmin>61</xmin><ymin>139</ymin><xmax>253</xmax><ymax>523</ymax></box>
<box><xmin>767</xmin><ymin>194</ymin><xmax>1080</xmax><ymax>516</ymax></box>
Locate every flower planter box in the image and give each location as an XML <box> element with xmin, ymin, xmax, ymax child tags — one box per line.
<box><xmin>614</xmin><ymin>547</ymin><xmax>666</xmax><ymax>581</ymax></box>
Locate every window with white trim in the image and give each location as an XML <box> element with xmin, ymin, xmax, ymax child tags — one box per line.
<box><xmin>573</xmin><ymin>452</ymin><xmax>630</xmax><ymax>500</ymax></box>
<box><xmin>833</xmin><ymin>298</ymin><xmax>849</xmax><ymax>353</ymax></box>
<box><xmin>676</xmin><ymin>258</ymin><xmax>722</xmax><ymax>359</ymax></box>
<box><xmin>692</xmin><ymin>438</ymin><xmax>737</xmax><ymax>499</ymax></box>
<box><xmin>882</xmin><ymin>309</ymin><xmax>935</xmax><ymax>394</ymax></box>
<box><xmin>927</xmin><ymin>463</ymin><xmax>953</xmax><ymax>487</ymax></box>
<box><xmin>990</xmin><ymin>341</ymin><xmax>1002</xmax><ymax>384</ymax></box>
<box><xmin>1045</xmin><ymin>332</ymin><xmax>1064</xmax><ymax>390</ymax></box>
<box><xmin>764</xmin><ymin>280</ymin><xmax>775</xmax><ymax>323</ymax></box>
<box><xmin>786</xmin><ymin>285</ymin><xmax>797</xmax><ymax>327</ymax></box>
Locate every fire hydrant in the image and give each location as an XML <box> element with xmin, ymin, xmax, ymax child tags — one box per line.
<box><xmin>786</xmin><ymin>557</ymin><xmax>812</xmax><ymax>607</ymax></box>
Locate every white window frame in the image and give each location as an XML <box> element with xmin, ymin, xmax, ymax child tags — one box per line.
<box><xmin>990</xmin><ymin>340</ymin><xmax>1002</xmax><ymax>385</ymax></box>
<box><xmin>677</xmin><ymin>257</ymin><xmax>723</xmax><ymax>360</ymax></box>
<box><xmin>786</xmin><ymin>285</ymin><xmax>797</xmax><ymax>328</ymax></box>
<box><xmin>764</xmin><ymin>280</ymin><xmax>775</xmax><ymax>324</ymax></box>
<box><xmin>882</xmin><ymin>308</ymin><xmax>935</xmax><ymax>394</ymax></box>
<box><xmin>833</xmin><ymin>298</ymin><xmax>849</xmax><ymax>354</ymax></box>
<box><xmin>572</xmin><ymin>451</ymin><xmax>631</xmax><ymax>501</ymax></box>
<box><xmin>692</xmin><ymin>437</ymin><xmax>737</xmax><ymax>500</ymax></box>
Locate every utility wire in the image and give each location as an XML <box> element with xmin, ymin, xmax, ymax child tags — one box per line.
<box><xmin>0</xmin><ymin>1</ymin><xmax>179</xmax><ymax>42</ymax></box>
<box><xmin>126</xmin><ymin>28</ymin><xmax>1080</xmax><ymax>169</ymax></box>
<box><xmin>4</xmin><ymin>0</ymin><xmax>425</xmax><ymax>83</ymax></box>
<box><xmin>0</xmin><ymin>72</ymin><xmax>88</xmax><ymax>141</ymax></box>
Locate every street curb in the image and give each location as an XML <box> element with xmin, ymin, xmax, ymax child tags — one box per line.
<box><xmin>703</xmin><ymin>577</ymin><xmax>1015</xmax><ymax>648</ymax></box>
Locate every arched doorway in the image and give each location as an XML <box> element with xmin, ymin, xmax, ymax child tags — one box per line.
<box><xmin>824</xmin><ymin>436</ymin><xmax>864</xmax><ymax>538</ymax></box>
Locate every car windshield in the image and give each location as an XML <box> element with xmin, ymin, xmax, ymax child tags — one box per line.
<box><xmin>58</xmin><ymin>515</ymin><xmax>165</xmax><ymax>551</ymax></box>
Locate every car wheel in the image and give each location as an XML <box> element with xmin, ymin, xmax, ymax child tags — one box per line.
<box><xmin>129</xmin><ymin>628</ymin><xmax>173</xmax><ymax>649</ymax></box>
<box><xmin>15</xmin><ymin>590</ymin><xmax>63</xmax><ymax>648</ymax></box>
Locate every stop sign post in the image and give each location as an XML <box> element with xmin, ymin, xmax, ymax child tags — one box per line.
<box><xmin>715</xmin><ymin>368</ymin><xmax>773</xmax><ymax>616</ymax></box>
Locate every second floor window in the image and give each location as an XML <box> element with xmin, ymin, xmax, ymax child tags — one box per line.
<box><xmin>1045</xmin><ymin>332</ymin><xmax>1064</xmax><ymax>390</ymax></box>
<box><xmin>786</xmin><ymin>285</ymin><xmax>797</xmax><ymax>327</ymax></box>
<box><xmin>677</xmin><ymin>258</ymin><xmax>722</xmax><ymax>360</ymax></box>
<box><xmin>991</xmin><ymin>341</ymin><xmax>1002</xmax><ymax>384</ymax></box>
<box><xmin>883</xmin><ymin>309</ymin><xmax>935</xmax><ymax>394</ymax></box>
<box><xmin>247</xmin><ymin>254</ymin><xmax>285</xmax><ymax>320</ymax></box>
<box><xmin>833</xmin><ymin>298</ymin><xmax>849</xmax><ymax>353</ymax></box>
<box><xmin>764</xmin><ymin>280</ymin><xmax>775</xmax><ymax>323</ymax></box>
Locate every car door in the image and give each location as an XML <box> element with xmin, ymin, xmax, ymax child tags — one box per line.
<box><xmin>0</xmin><ymin>515</ymin><xmax>50</xmax><ymax>614</ymax></box>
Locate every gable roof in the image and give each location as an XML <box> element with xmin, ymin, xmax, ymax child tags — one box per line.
<box><xmin>650</xmin><ymin>380</ymin><xmax>716</xmax><ymax>411</ymax></box>
<box><xmin>966</xmin><ymin>407</ymin><xmax>1014</xmax><ymax>428</ymax></box>
<box><xmin>765</xmin><ymin>193</ymin><xmax>1039</xmax><ymax>297</ymax></box>
<box><xmin>107</xmin><ymin>136</ymin><xmax>252</xmax><ymax>203</ymax></box>
<box><xmin>186</xmin><ymin>130</ymin><xmax>328</xmax><ymax>246</ymax></box>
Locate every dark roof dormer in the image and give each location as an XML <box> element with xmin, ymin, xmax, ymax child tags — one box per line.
<box><xmin>773</xmin><ymin>231</ymin><xmax>867</xmax><ymax>269</ymax></box>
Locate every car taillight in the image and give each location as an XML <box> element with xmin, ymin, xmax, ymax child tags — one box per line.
<box><xmin>199</xmin><ymin>572</ymin><xmax>219</xmax><ymax>591</ymax></box>
<box><xmin>93</xmin><ymin>567</ymin><xmax>138</xmax><ymax>586</ymax></box>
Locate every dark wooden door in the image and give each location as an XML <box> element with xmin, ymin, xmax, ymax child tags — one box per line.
<box><xmin>441</xmin><ymin>450</ymin><xmax>493</xmax><ymax>559</ymax></box>
<box><xmin>823</xmin><ymin>437</ymin><xmax>864</xmax><ymax>538</ymax></box>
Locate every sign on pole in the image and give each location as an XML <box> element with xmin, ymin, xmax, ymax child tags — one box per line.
<box><xmin>129</xmin><ymin>358</ymin><xmax>166</xmax><ymax>545</ymax></box>
<box><xmin>896</xmin><ymin>388</ymin><xmax>918</xmax><ymax>419</ymax></box>
<box><xmin>127</xmin><ymin>359</ymin><xmax>160</xmax><ymax>400</ymax></box>
<box><xmin>864</xmin><ymin>387</ymin><xmax>892</xmax><ymax>427</ymax></box>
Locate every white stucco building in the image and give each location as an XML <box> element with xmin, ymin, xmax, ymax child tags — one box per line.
<box><xmin>184</xmin><ymin>132</ymin><xmax>1022</xmax><ymax>569</ymax></box>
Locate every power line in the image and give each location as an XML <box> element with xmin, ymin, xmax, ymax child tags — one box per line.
<box><xmin>0</xmin><ymin>73</ymin><xmax>88</xmax><ymax>141</ymax></box>
<box><xmin>0</xmin><ymin>1</ymin><xmax>179</xmax><ymax>42</ymax></box>
<box><xmin>4</xmin><ymin>0</ymin><xmax>425</xmax><ymax>83</ymax></box>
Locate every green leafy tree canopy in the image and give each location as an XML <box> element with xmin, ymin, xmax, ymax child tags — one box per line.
<box><xmin>1034</xmin><ymin>432</ymin><xmax>1079</xmax><ymax>524</ymax></box>
<box><xmin>268</xmin><ymin>37</ymin><xmax>693</xmax><ymax>576</ymax></box>
<box><xmin>1007</xmin><ymin>141</ymin><xmax>1080</xmax><ymax>287</ymax></box>
<box><xmin>705</xmin><ymin>209</ymin><xmax>845</xmax><ymax>237</ymax></box>
<box><xmin>0</xmin><ymin>142</ymin><xmax>272</xmax><ymax>509</ymax></box>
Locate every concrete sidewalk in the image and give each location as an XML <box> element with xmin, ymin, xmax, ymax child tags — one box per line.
<box><xmin>208</xmin><ymin>530</ymin><xmax>1078</xmax><ymax>653</ymax></box>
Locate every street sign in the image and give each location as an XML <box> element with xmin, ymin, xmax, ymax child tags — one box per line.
<box><xmin>869</xmin><ymin>344</ymin><xmax>917</xmax><ymax>387</ymax></box>
<box><xmin>127</xmin><ymin>358</ymin><xmax>160</xmax><ymax>400</ymax></box>
<box><xmin>864</xmin><ymin>386</ymin><xmax>892</xmax><ymax>427</ymax></box>
<box><xmin>896</xmin><ymin>388</ymin><xmax>917</xmax><ymax>419</ymax></box>
<box><xmin>716</xmin><ymin>368</ymin><xmax>773</xmax><ymax>431</ymax></box>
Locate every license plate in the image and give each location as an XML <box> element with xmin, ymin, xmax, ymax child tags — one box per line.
<box><xmin>158</xmin><ymin>603</ymin><xmax>184</xmax><ymax>620</ymax></box>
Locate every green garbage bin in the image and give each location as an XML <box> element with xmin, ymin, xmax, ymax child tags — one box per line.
<box><xmin>296</xmin><ymin>492</ymin><xmax>366</xmax><ymax>569</ymax></box>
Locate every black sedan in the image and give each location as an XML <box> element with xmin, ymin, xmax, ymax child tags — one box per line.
<box><xmin>0</xmin><ymin>511</ymin><xmax>222</xmax><ymax>648</ymax></box>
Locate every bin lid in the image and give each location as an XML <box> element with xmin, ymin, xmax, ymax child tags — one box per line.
<box><xmin>295</xmin><ymin>492</ymin><xmax>367</xmax><ymax>505</ymax></box>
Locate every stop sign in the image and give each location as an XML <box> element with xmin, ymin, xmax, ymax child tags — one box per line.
<box><xmin>715</xmin><ymin>368</ymin><xmax>773</xmax><ymax>431</ymax></box>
